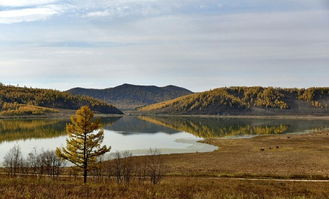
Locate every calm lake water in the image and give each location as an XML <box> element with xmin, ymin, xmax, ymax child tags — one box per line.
<box><xmin>0</xmin><ymin>116</ymin><xmax>329</xmax><ymax>161</ymax></box>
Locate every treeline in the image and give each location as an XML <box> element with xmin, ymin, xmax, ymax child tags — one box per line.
<box><xmin>0</xmin><ymin>84</ymin><xmax>123</xmax><ymax>114</ymax></box>
<box><xmin>3</xmin><ymin>146</ymin><xmax>65</xmax><ymax>177</ymax></box>
<box><xmin>2</xmin><ymin>146</ymin><xmax>164</xmax><ymax>185</ymax></box>
<box><xmin>139</xmin><ymin>87</ymin><xmax>329</xmax><ymax>115</ymax></box>
<box><xmin>92</xmin><ymin>149</ymin><xmax>163</xmax><ymax>185</ymax></box>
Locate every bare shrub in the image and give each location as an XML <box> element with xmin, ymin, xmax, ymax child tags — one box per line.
<box><xmin>122</xmin><ymin>151</ymin><xmax>133</xmax><ymax>184</ymax></box>
<box><xmin>3</xmin><ymin>147</ymin><xmax>66</xmax><ymax>178</ymax></box>
<box><xmin>113</xmin><ymin>152</ymin><xmax>123</xmax><ymax>183</ymax></box>
<box><xmin>147</xmin><ymin>148</ymin><xmax>163</xmax><ymax>184</ymax></box>
<box><xmin>26</xmin><ymin>148</ymin><xmax>42</xmax><ymax>174</ymax></box>
<box><xmin>90</xmin><ymin>155</ymin><xmax>106</xmax><ymax>183</ymax></box>
<box><xmin>107</xmin><ymin>151</ymin><xmax>134</xmax><ymax>184</ymax></box>
<box><xmin>134</xmin><ymin>156</ymin><xmax>148</xmax><ymax>182</ymax></box>
<box><xmin>39</xmin><ymin>150</ymin><xmax>66</xmax><ymax>177</ymax></box>
<box><xmin>3</xmin><ymin>145</ymin><xmax>24</xmax><ymax>176</ymax></box>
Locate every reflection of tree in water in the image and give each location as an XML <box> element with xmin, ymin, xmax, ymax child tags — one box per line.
<box><xmin>0</xmin><ymin>120</ymin><xmax>67</xmax><ymax>142</ymax></box>
<box><xmin>0</xmin><ymin>117</ymin><xmax>122</xmax><ymax>143</ymax></box>
<box><xmin>2</xmin><ymin>116</ymin><xmax>329</xmax><ymax>142</ymax></box>
<box><xmin>104</xmin><ymin>116</ymin><xmax>178</xmax><ymax>134</ymax></box>
<box><xmin>139</xmin><ymin>116</ymin><xmax>292</xmax><ymax>138</ymax></box>
<box><xmin>99</xmin><ymin>117</ymin><xmax>122</xmax><ymax>129</ymax></box>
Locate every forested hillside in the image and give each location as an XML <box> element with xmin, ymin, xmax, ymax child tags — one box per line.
<box><xmin>0</xmin><ymin>84</ymin><xmax>123</xmax><ymax>115</ymax></box>
<box><xmin>67</xmin><ymin>84</ymin><xmax>193</xmax><ymax>110</ymax></box>
<box><xmin>138</xmin><ymin>87</ymin><xmax>329</xmax><ymax>115</ymax></box>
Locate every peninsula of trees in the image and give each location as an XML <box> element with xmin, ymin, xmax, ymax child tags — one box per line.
<box><xmin>0</xmin><ymin>84</ymin><xmax>123</xmax><ymax>115</ymax></box>
<box><xmin>138</xmin><ymin>87</ymin><xmax>329</xmax><ymax>115</ymax></box>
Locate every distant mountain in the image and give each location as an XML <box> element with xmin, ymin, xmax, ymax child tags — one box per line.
<box><xmin>67</xmin><ymin>84</ymin><xmax>193</xmax><ymax>110</ymax></box>
<box><xmin>0</xmin><ymin>85</ymin><xmax>123</xmax><ymax>115</ymax></box>
<box><xmin>138</xmin><ymin>87</ymin><xmax>329</xmax><ymax>115</ymax></box>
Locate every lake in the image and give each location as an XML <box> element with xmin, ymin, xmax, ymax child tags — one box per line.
<box><xmin>0</xmin><ymin>116</ymin><xmax>329</xmax><ymax>162</ymax></box>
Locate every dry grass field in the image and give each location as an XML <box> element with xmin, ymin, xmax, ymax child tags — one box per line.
<box><xmin>1</xmin><ymin>131</ymin><xmax>329</xmax><ymax>198</ymax></box>
<box><xmin>160</xmin><ymin>131</ymin><xmax>329</xmax><ymax>179</ymax></box>
<box><xmin>1</xmin><ymin>175</ymin><xmax>329</xmax><ymax>199</ymax></box>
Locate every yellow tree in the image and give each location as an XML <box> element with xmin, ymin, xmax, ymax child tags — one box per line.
<box><xmin>56</xmin><ymin>106</ymin><xmax>110</xmax><ymax>183</ymax></box>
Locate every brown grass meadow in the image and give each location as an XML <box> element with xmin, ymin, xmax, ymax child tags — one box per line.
<box><xmin>1</xmin><ymin>130</ymin><xmax>329</xmax><ymax>198</ymax></box>
<box><xmin>1</xmin><ymin>175</ymin><xmax>329</xmax><ymax>199</ymax></box>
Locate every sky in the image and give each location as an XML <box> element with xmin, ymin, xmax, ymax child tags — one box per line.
<box><xmin>0</xmin><ymin>0</ymin><xmax>328</xmax><ymax>92</ymax></box>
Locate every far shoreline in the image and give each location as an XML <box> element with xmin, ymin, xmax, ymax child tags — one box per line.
<box><xmin>129</xmin><ymin>112</ymin><xmax>329</xmax><ymax>120</ymax></box>
<box><xmin>2</xmin><ymin>110</ymin><xmax>329</xmax><ymax>120</ymax></box>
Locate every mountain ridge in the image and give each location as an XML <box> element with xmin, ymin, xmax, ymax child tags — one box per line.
<box><xmin>67</xmin><ymin>84</ymin><xmax>193</xmax><ymax>110</ymax></box>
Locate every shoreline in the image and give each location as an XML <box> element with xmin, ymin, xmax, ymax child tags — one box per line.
<box><xmin>3</xmin><ymin>111</ymin><xmax>329</xmax><ymax>120</ymax></box>
<box><xmin>128</xmin><ymin>113</ymin><xmax>329</xmax><ymax>120</ymax></box>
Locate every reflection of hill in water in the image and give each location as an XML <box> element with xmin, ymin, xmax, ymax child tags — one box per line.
<box><xmin>2</xmin><ymin>116</ymin><xmax>329</xmax><ymax>142</ymax></box>
<box><xmin>104</xmin><ymin>117</ymin><xmax>179</xmax><ymax>134</ymax></box>
<box><xmin>139</xmin><ymin>116</ymin><xmax>329</xmax><ymax>138</ymax></box>
<box><xmin>100</xmin><ymin>117</ymin><xmax>122</xmax><ymax>128</ymax></box>
<box><xmin>0</xmin><ymin>119</ymin><xmax>67</xmax><ymax>142</ymax></box>
<box><xmin>0</xmin><ymin>117</ymin><xmax>121</xmax><ymax>143</ymax></box>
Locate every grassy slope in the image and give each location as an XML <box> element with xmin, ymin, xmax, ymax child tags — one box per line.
<box><xmin>0</xmin><ymin>85</ymin><xmax>123</xmax><ymax>115</ymax></box>
<box><xmin>139</xmin><ymin>87</ymin><xmax>329</xmax><ymax>115</ymax></box>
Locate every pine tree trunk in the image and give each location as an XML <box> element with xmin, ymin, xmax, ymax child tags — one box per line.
<box><xmin>84</xmin><ymin>167</ymin><xmax>87</xmax><ymax>183</ymax></box>
<box><xmin>83</xmin><ymin>125</ymin><xmax>87</xmax><ymax>183</ymax></box>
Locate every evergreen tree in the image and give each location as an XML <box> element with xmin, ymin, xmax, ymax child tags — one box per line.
<box><xmin>56</xmin><ymin>106</ymin><xmax>110</xmax><ymax>183</ymax></box>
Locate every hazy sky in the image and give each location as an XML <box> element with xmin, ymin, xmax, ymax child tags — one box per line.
<box><xmin>0</xmin><ymin>0</ymin><xmax>328</xmax><ymax>92</ymax></box>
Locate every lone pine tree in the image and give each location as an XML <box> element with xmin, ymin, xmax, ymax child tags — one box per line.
<box><xmin>56</xmin><ymin>106</ymin><xmax>110</xmax><ymax>183</ymax></box>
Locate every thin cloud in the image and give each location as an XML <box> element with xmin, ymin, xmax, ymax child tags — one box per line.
<box><xmin>0</xmin><ymin>9</ymin><xmax>328</xmax><ymax>91</ymax></box>
<box><xmin>86</xmin><ymin>10</ymin><xmax>112</xmax><ymax>17</ymax></box>
<box><xmin>0</xmin><ymin>0</ymin><xmax>59</xmax><ymax>7</ymax></box>
<box><xmin>0</xmin><ymin>0</ymin><xmax>327</xmax><ymax>24</ymax></box>
<box><xmin>0</xmin><ymin>5</ymin><xmax>62</xmax><ymax>24</ymax></box>
<box><xmin>0</xmin><ymin>0</ymin><xmax>328</xmax><ymax>90</ymax></box>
